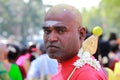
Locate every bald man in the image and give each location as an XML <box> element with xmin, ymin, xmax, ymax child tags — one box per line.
<box><xmin>43</xmin><ymin>4</ymin><xmax>107</xmax><ymax>80</ymax></box>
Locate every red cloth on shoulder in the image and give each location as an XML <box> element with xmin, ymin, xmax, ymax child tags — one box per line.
<box><xmin>52</xmin><ymin>56</ymin><xmax>107</xmax><ymax>80</ymax></box>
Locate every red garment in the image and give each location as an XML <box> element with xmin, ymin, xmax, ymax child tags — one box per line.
<box><xmin>52</xmin><ymin>56</ymin><xmax>107</xmax><ymax>80</ymax></box>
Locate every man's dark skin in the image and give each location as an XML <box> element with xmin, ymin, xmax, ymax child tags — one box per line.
<box><xmin>43</xmin><ymin>4</ymin><xmax>86</xmax><ymax>63</ymax></box>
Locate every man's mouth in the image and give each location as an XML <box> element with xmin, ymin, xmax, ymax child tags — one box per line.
<box><xmin>47</xmin><ymin>45</ymin><xmax>59</xmax><ymax>49</ymax></box>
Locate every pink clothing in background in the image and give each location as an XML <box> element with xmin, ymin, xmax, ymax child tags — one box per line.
<box><xmin>16</xmin><ymin>53</ymin><xmax>31</xmax><ymax>79</ymax></box>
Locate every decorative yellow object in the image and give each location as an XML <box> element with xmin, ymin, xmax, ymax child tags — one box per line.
<box><xmin>105</xmin><ymin>67</ymin><xmax>114</xmax><ymax>80</ymax></box>
<box><xmin>114</xmin><ymin>62</ymin><xmax>120</xmax><ymax>80</ymax></box>
<box><xmin>68</xmin><ymin>26</ymin><xmax>102</xmax><ymax>80</ymax></box>
<box><xmin>82</xmin><ymin>26</ymin><xmax>103</xmax><ymax>55</ymax></box>
<box><xmin>92</xmin><ymin>26</ymin><xmax>103</xmax><ymax>36</ymax></box>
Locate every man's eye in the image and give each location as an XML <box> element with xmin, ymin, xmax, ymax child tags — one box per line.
<box><xmin>57</xmin><ymin>29</ymin><xmax>64</xmax><ymax>34</ymax></box>
<box><xmin>56</xmin><ymin>27</ymin><xmax>66</xmax><ymax>34</ymax></box>
<box><xmin>44</xmin><ymin>29</ymin><xmax>51</xmax><ymax>34</ymax></box>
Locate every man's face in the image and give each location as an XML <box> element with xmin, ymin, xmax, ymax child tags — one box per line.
<box><xmin>43</xmin><ymin>10</ymin><xmax>85</xmax><ymax>62</ymax></box>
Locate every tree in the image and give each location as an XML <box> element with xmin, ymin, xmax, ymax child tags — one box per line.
<box><xmin>0</xmin><ymin>0</ymin><xmax>45</xmax><ymax>41</ymax></box>
<box><xmin>81</xmin><ymin>7</ymin><xmax>104</xmax><ymax>32</ymax></box>
<box><xmin>100</xmin><ymin>0</ymin><xmax>120</xmax><ymax>36</ymax></box>
<box><xmin>81</xmin><ymin>0</ymin><xmax>120</xmax><ymax>38</ymax></box>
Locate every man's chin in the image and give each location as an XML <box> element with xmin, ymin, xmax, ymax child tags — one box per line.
<box><xmin>47</xmin><ymin>52</ymin><xmax>58</xmax><ymax>59</ymax></box>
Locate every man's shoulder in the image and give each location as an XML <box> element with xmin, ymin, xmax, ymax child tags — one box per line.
<box><xmin>72</xmin><ymin>64</ymin><xmax>107</xmax><ymax>80</ymax></box>
<box><xmin>75</xmin><ymin>64</ymin><xmax>100</xmax><ymax>75</ymax></box>
<box><xmin>78</xmin><ymin>64</ymin><xmax>98</xmax><ymax>71</ymax></box>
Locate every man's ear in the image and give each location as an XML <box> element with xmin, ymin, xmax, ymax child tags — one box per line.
<box><xmin>79</xmin><ymin>26</ymin><xmax>86</xmax><ymax>41</ymax></box>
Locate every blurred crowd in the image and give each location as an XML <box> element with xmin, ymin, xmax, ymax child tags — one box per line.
<box><xmin>0</xmin><ymin>38</ymin><xmax>58</xmax><ymax>80</ymax></box>
<box><xmin>0</xmin><ymin>31</ymin><xmax>120</xmax><ymax>80</ymax></box>
<box><xmin>87</xmin><ymin>31</ymin><xmax>120</xmax><ymax>80</ymax></box>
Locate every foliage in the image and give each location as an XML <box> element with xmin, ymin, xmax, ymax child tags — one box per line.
<box><xmin>0</xmin><ymin>0</ymin><xmax>120</xmax><ymax>41</ymax></box>
<box><xmin>0</xmin><ymin>0</ymin><xmax>45</xmax><ymax>41</ymax></box>
<box><xmin>81</xmin><ymin>0</ymin><xmax>120</xmax><ymax>38</ymax></box>
<box><xmin>99</xmin><ymin>0</ymin><xmax>120</xmax><ymax>36</ymax></box>
<box><xmin>82</xmin><ymin>7</ymin><xmax>103</xmax><ymax>31</ymax></box>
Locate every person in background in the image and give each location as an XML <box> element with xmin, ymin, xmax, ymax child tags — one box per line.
<box><xmin>0</xmin><ymin>42</ymin><xmax>22</xmax><ymax>80</ymax></box>
<box><xmin>113</xmin><ymin>37</ymin><xmax>120</xmax><ymax>80</ymax></box>
<box><xmin>0</xmin><ymin>43</ymin><xmax>10</xmax><ymax>80</ymax></box>
<box><xmin>27</xmin><ymin>43</ymin><xmax>36</xmax><ymax>62</ymax></box>
<box><xmin>43</xmin><ymin>4</ymin><xmax>107</xmax><ymax>80</ymax></box>
<box><xmin>116</xmin><ymin>38</ymin><xmax>120</xmax><ymax>59</ymax></box>
<box><xmin>117</xmin><ymin>38</ymin><xmax>120</xmax><ymax>49</ymax></box>
<box><xmin>95</xmin><ymin>34</ymin><xmax>110</xmax><ymax>67</ymax></box>
<box><xmin>102</xmin><ymin>67</ymin><xmax>114</xmax><ymax>80</ymax></box>
<box><xmin>35</xmin><ymin>40</ymin><xmax>46</xmax><ymax>57</ymax></box>
<box><xmin>27</xmin><ymin>41</ymin><xmax>58</xmax><ymax>80</ymax></box>
<box><xmin>16</xmin><ymin>45</ymin><xmax>29</xmax><ymax>79</ymax></box>
<box><xmin>16</xmin><ymin>42</ymin><xmax>36</xmax><ymax>79</ymax></box>
<box><xmin>108</xmin><ymin>32</ymin><xmax>117</xmax><ymax>41</ymax></box>
<box><xmin>7</xmin><ymin>44</ymin><xmax>21</xmax><ymax>63</ymax></box>
<box><xmin>0</xmin><ymin>61</ymin><xmax>10</xmax><ymax>80</ymax></box>
<box><xmin>108</xmin><ymin>40</ymin><xmax>119</xmax><ymax>70</ymax></box>
<box><xmin>114</xmin><ymin>59</ymin><xmax>120</xmax><ymax>80</ymax></box>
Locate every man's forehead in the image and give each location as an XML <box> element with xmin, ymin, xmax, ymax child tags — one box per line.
<box><xmin>44</xmin><ymin>21</ymin><xmax>61</xmax><ymax>26</ymax></box>
<box><xmin>44</xmin><ymin>20</ymin><xmax>67</xmax><ymax>27</ymax></box>
<box><xmin>45</xmin><ymin>5</ymin><xmax>77</xmax><ymax>25</ymax></box>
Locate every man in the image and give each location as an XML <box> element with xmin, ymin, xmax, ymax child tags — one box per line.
<box><xmin>43</xmin><ymin>4</ymin><xmax>107</xmax><ymax>80</ymax></box>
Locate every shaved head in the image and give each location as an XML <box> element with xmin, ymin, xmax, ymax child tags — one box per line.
<box><xmin>45</xmin><ymin>4</ymin><xmax>82</xmax><ymax>27</ymax></box>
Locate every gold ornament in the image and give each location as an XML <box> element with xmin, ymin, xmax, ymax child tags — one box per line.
<box><xmin>82</xmin><ymin>26</ymin><xmax>103</xmax><ymax>55</ymax></box>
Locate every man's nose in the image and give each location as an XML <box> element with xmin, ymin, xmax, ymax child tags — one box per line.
<box><xmin>48</xmin><ymin>31</ymin><xmax>58</xmax><ymax>42</ymax></box>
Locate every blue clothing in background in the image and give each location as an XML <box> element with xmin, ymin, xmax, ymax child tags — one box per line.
<box><xmin>27</xmin><ymin>54</ymin><xmax>58</xmax><ymax>79</ymax></box>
